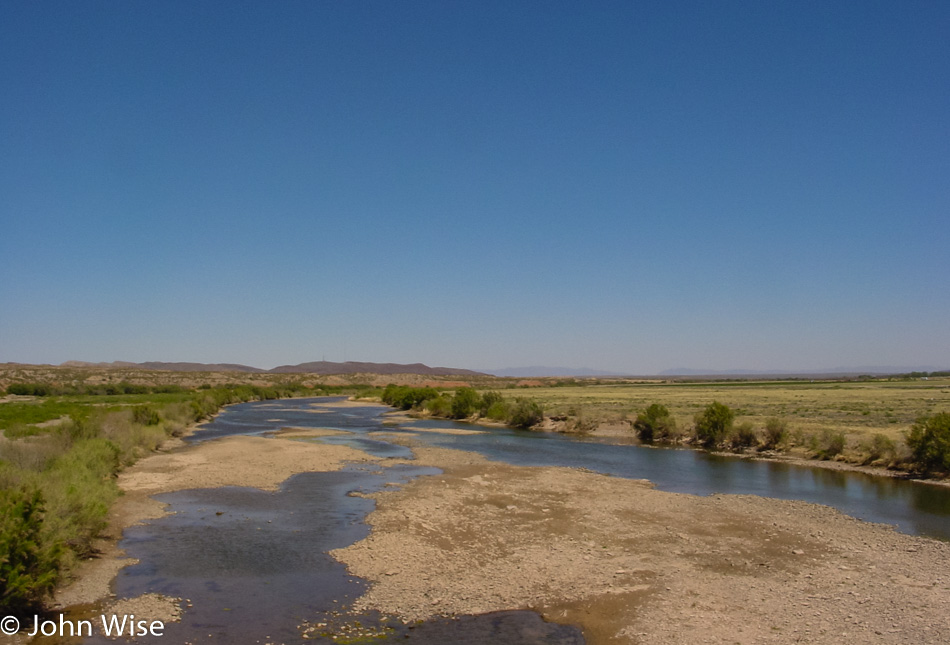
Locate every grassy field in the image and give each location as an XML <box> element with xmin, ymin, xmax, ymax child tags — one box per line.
<box><xmin>506</xmin><ymin>378</ymin><xmax>950</xmax><ymax>440</ymax></box>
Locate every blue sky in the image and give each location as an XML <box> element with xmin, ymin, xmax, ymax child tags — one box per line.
<box><xmin>2</xmin><ymin>1</ymin><xmax>948</xmax><ymax>374</ymax></box>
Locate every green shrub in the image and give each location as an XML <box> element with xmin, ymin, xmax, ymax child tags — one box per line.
<box><xmin>761</xmin><ymin>417</ymin><xmax>789</xmax><ymax>450</ymax></box>
<box><xmin>40</xmin><ymin>439</ymin><xmax>120</xmax><ymax>556</ymax></box>
<box><xmin>509</xmin><ymin>398</ymin><xmax>543</xmax><ymax>429</ymax></box>
<box><xmin>811</xmin><ymin>428</ymin><xmax>846</xmax><ymax>459</ymax></box>
<box><xmin>381</xmin><ymin>385</ymin><xmax>439</xmax><ymax>411</ymax></box>
<box><xmin>694</xmin><ymin>401</ymin><xmax>734</xmax><ymax>448</ymax></box>
<box><xmin>862</xmin><ymin>433</ymin><xmax>897</xmax><ymax>464</ymax></box>
<box><xmin>6</xmin><ymin>383</ymin><xmax>53</xmax><ymax>397</ymax></box>
<box><xmin>484</xmin><ymin>400</ymin><xmax>511</xmax><ymax>421</ymax></box>
<box><xmin>729</xmin><ymin>421</ymin><xmax>759</xmax><ymax>451</ymax></box>
<box><xmin>450</xmin><ymin>387</ymin><xmax>481</xmax><ymax>419</ymax></box>
<box><xmin>131</xmin><ymin>405</ymin><xmax>161</xmax><ymax>426</ymax></box>
<box><xmin>424</xmin><ymin>395</ymin><xmax>452</xmax><ymax>417</ymax></box>
<box><xmin>0</xmin><ymin>486</ymin><xmax>63</xmax><ymax>615</ymax></box>
<box><xmin>633</xmin><ymin>404</ymin><xmax>677</xmax><ymax>444</ymax></box>
<box><xmin>479</xmin><ymin>391</ymin><xmax>505</xmax><ymax>416</ymax></box>
<box><xmin>0</xmin><ymin>435</ymin><xmax>70</xmax><ymax>473</ymax></box>
<box><xmin>905</xmin><ymin>412</ymin><xmax>950</xmax><ymax>475</ymax></box>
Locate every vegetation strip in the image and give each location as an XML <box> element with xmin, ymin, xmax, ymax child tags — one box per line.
<box><xmin>0</xmin><ymin>380</ymin><xmax>371</xmax><ymax>615</ymax></box>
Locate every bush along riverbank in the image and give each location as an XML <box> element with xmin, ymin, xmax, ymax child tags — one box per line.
<box><xmin>628</xmin><ymin>401</ymin><xmax>950</xmax><ymax>480</ymax></box>
<box><xmin>0</xmin><ymin>381</ymin><xmax>358</xmax><ymax>616</ymax></box>
<box><xmin>380</xmin><ymin>386</ymin><xmax>950</xmax><ymax>482</ymax></box>
<box><xmin>381</xmin><ymin>385</ymin><xmax>544</xmax><ymax>429</ymax></box>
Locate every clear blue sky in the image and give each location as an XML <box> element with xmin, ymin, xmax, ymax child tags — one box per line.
<box><xmin>2</xmin><ymin>1</ymin><xmax>948</xmax><ymax>374</ymax></box>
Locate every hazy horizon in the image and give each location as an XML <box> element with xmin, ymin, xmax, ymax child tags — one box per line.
<box><xmin>2</xmin><ymin>2</ymin><xmax>948</xmax><ymax>375</ymax></box>
<box><xmin>6</xmin><ymin>358</ymin><xmax>949</xmax><ymax>379</ymax></box>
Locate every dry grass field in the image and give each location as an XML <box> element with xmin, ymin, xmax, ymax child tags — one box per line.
<box><xmin>507</xmin><ymin>377</ymin><xmax>950</xmax><ymax>447</ymax></box>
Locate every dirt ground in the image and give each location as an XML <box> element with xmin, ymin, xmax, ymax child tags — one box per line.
<box><xmin>333</xmin><ymin>446</ymin><xmax>950</xmax><ymax>644</ymax></box>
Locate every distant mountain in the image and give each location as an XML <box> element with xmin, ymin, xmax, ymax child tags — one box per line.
<box><xmin>61</xmin><ymin>360</ymin><xmax>264</xmax><ymax>372</ymax></box>
<box><xmin>487</xmin><ymin>366</ymin><xmax>619</xmax><ymax>377</ymax></box>
<box><xmin>659</xmin><ymin>366</ymin><xmax>949</xmax><ymax>377</ymax></box>
<box><xmin>59</xmin><ymin>360</ymin><xmax>484</xmax><ymax>377</ymax></box>
<box><xmin>269</xmin><ymin>361</ymin><xmax>485</xmax><ymax>376</ymax></box>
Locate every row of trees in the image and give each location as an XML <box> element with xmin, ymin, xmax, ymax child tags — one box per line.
<box><xmin>6</xmin><ymin>382</ymin><xmax>188</xmax><ymax>397</ymax></box>
<box><xmin>380</xmin><ymin>385</ymin><xmax>543</xmax><ymax>429</ymax></box>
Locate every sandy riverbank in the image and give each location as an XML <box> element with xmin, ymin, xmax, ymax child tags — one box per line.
<box><xmin>47</xmin><ymin>432</ymin><xmax>370</xmax><ymax>629</ymax></box>
<box><xmin>39</xmin><ymin>403</ymin><xmax>950</xmax><ymax>645</ymax></box>
<box><xmin>333</xmin><ymin>445</ymin><xmax>950</xmax><ymax>644</ymax></box>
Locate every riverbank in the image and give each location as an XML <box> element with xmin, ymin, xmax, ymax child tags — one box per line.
<box><xmin>333</xmin><ymin>444</ymin><xmax>950</xmax><ymax>644</ymax></box>
<box><xmin>395</xmin><ymin>406</ymin><xmax>950</xmax><ymax>487</ymax></box>
<box><xmin>29</xmin><ymin>398</ymin><xmax>950</xmax><ymax>645</ymax></box>
<box><xmin>42</xmin><ymin>429</ymin><xmax>371</xmax><ymax>634</ymax></box>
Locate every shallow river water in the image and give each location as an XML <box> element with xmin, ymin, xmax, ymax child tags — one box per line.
<box><xmin>97</xmin><ymin>396</ymin><xmax>950</xmax><ymax>643</ymax></box>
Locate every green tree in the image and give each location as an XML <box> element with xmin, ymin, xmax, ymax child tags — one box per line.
<box><xmin>694</xmin><ymin>401</ymin><xmax>734</xmax><ymax>448</ymax></box>
<box><xmin>633</xmin><ymin>404</ymin><xmax>677</xmax><ymax>444</ymax></box>
<box><xmin>450</xmin><ymin>387</ymin><xmax>481</xmax><ymax>419</ymax></box>
<box><xmin>906</xmin><ymin>412</ymin><xmax>950</xmax><ymax>475</ymax></box>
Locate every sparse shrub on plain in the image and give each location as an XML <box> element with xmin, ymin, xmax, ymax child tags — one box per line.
<box><xmin>693</xmin><ymin>401</ymin><xmax>734</xmax><ymax>448</ymax></box>
<box><xmin>862</xmin><ymin>433</ymin><xmax>897</xmax><ymax>465</ymax></box>
<box><xmin>509</xmin><ymin>398</ymin><xmax>544</xmax><ymax>429</ymax></box>
<box><xmin>0</xmin><ymin>435</ymin><xmax>70</xmax><ymax>473</ymax></box>
<box><xmin>812</xmin><ymin>428</ymin><xmax>846</xmax><ymax>459</ymax></box>
<box><xmin>905</xmin><ymin>412</ymin><xmax>950</xmax><ymax>475</ymax></box>
<box><xmin>761</xmin><ymin>417</ymin><xmax>789</xmax><ymax>450</ymax></box>
<box><xmin>729</xmin><ymin>421</ymin><xmax>759</xmax><ymax>452</ymax></box>
<box><xmin>633</xmin><ymin>404</ymin><xmax>677</xmax><ymax>444</ymax></box>
<box><xmin>566</xmin><ymin>414</ymin><xmax>598</xmax><ymax>434</ymax></box>
<box><xmin>791</xmin><ymin>427</ymin><xmax>808</xmax><ymax>447</ymax></box>
<box><xmin>479</xmin><ymin>391</ymin><xmax>505</xmax><ymax>416</ymax></box>
<box><xmin>131</xmin><ymin>405</ymin><xmax>161</xmax><ymax>426</ymax></box>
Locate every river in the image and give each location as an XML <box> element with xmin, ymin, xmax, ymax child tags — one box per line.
<box><xmin>94</xmin><ymin>396</ymin><xmax>950</xmax><ymax>643</ymax></box>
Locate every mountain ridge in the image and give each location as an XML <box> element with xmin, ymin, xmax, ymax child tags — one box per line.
<box><xmin>58</xmin><ymin>360</ymin><xmax>484</xmax><ymax>377</ymax></box>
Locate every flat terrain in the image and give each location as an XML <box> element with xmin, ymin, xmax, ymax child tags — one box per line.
<box><xmin>335</xmin><ymin>445</ymin><xmax>950</xmax><ymax>644</ymax></box>
<box><xmin>507</xmin><ymin>379</ymin><xmax>950</xmax><ymax>470</ymax></box>
<box><xmin>517</xmin><ymin>379</ymin><xmax>950</xmax><ymax>439</ymax></box>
